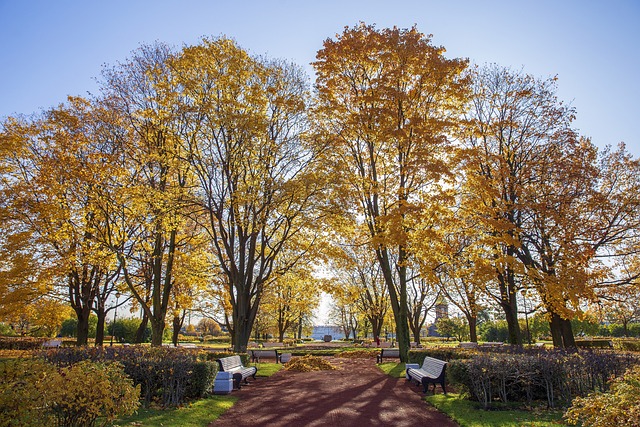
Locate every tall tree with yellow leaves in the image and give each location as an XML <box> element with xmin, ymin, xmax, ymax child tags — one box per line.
<box><xmin>313</xmin><ymin>23</ymin><xmax>470</xmax><ymax>361</ymax></box>
<box><xmin>0</xmin><ymin>97</ymin><xmax>121</xmax><ymax>345</ymax></box>
<box><xmin>99</xmin><ymin>42</ymin><xmax>200</xmax><ymax>346</ymax></box>
<box><xmin>461</xmin><ymin>65</ymin><xmax>576</xmax><ymax>345</ymax></box>
<box><xmin>165</xmin><ymin>37</ymin><xmax>326</xmax><ymax>352</ymax></box>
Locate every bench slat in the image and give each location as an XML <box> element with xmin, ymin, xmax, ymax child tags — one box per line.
<box><xmin>216</xmin><ymin>355</ymin><xmax>257</xmax><ymax>389</ymax></box>
<box><xmin>406</xmin><ymin>356</ymin><xmax>447</xmax><ymax>394</ymax></box>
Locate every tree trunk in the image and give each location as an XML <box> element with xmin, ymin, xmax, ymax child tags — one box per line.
<box><xmin>232</xmin><ymin>290</ymin><xmax>259</xmax><ymax>353</ymax></box>
<box><xmin>377</xmin><ymin>247</ymin><xmax>410</xmax><ymax>362</ymax></box>
<box><xmin>497</xmin><ymin>269</ymin><xmax>522</xmax><ymax>345</ymax></box>
<box><xmin>560</xmin><ymin>317</ymin><xmax>576</xmax><ymax>348</ymax></box>
<box><xmin>549</xmin><ymin>312</ymin><xmax>564</xmax><ymax>347</ymax></box>
<box><xmin>150</xmin><ymin>317</ymin><xmax>165</xmax><ymax>347</ymax></box>
<box><xmin>549</xmin><ymin>310</ymin><xmax>577</xmax><ymax>348</ymax></box>
<box><xmin>467</xmin><ymin>315</ymin><xmax>478</xmax><ymax>343</ymax></box>
<box><xmin>135</xmin><ymin>313</ymin><xmax>149</xmax><ymax>343</ymax></box>
<box><xmin>95</xmin><ymin>308</ymin><xmax>106</xmax><ymax>346</ymax></box>
<box><xmin>172</xmin><ymin>311</ymin><xmax>186</xmax><ymax>346</ymax></box>
<box><xmin>75</xmin><ymin>306</ymin><xmax>91</xmax><ymax>346</ymax></box>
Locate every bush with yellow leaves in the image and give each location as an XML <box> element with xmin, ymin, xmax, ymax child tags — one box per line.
<box><xmin>564</xmin><ymin>364</ymin><xmax>640</xmax><ymax>427</ymax></box>
<box><xmin>0</xmin><ymin>358</ymin><xmax>140</xmax><ymax>427</ymax></box>
<box><xmin>284</xmin><ymin>354</ymin><xmax>337</xmax><ymax>372</ymax></box>
<box><xmin>0</xmin><ymin>358</ymin><xmax>55</xmax><ymax>426</ymax></box>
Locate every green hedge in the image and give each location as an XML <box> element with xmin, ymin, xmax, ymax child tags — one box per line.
<box><xmin>0</xmin><ymin>337</ymin><xmax>48</xmax><ymax>350</ymax></box>
<box><xmin>408</xmin><ymin>347</ymin><xmax>477</xmax><ymax>363</ymax></box>
<box><xmin>446</xmin><ymin>349</ymin><xmax>640</xmax><ymax>409</ymax></box>
<box><xmin>614</xmin><ymin>340</ymin><xmax>640</xmax><ymax>352</ymax></box>
<box><xmin>41</xmin><ymin>346</ymin><xmax>218</xmax><ymax>407</ymax></box>
<box><xmin>575</xmin><ymin>339</ymin><xmax>613</xmax><ymax>349</ymax></box>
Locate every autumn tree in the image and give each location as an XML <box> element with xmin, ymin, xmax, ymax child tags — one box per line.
<box><xmin>0</xmin><ymin>98</ymin><xmax>122</xmax><ymax>345</ymax></box>
<box><xmin>461</xmin><ymin>65</ymin><xmax>578</xmax><ymax>345</ymax></box>
<box><xmin>166</xmin><ymin>37</ymin><xmax>325</xmax><ymax>352</ymax></box>
<box><xmin>434</xmin><ymin>228</ymin><xmax>492</xmax><ymax>343</ymax></box>
<box><xmin>517</xmin><ymin>141</ymin><xmax>640</xmax><ymax>347</ymax></box>
<box><xmin>260</xmin><ymin>266</ymin><xmax>320</xmax><ymax>342</ymax></box>
<box><xmin>406</xmin><ymin>273</ymin><xmax>439</xmax><ymax>345</ymax></box>
<box><xmin>98</xmin><ymin>42</ymin><xmax>199</xmax><ymax>346</ymax></box>
<box><xmin>313</xmin><ymin>23</ymin><xmax>470</xmax><ymax>361</ymax></box>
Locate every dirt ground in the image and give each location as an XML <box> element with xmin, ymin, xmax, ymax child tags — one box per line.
<box><xmin>209</xmin><ymin>357</ymin><xmax>458</xmax><ymax>427</ymax></box>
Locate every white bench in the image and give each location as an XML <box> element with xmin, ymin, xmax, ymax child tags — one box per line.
<box><xmin>480</xmin><ymin>341</ymin><xmax>504</xmax><ymax>347</ymax></box>
<box><xmin>406</xmin><ymin>356</ymin><xmax>447</xmax><ymax>394</ymax></box>
<box><xmin>216</xmin><ymin>355</ymin><xmax>258</xmax><ymax>389</ymax></box>
<box><xmin>459</xmin><ymin>342</ymin><xmax>478</xmax><ymax>349</ymax></box>
<box><xmin>178</xmin><ymin>343</ymin><xmax>198</xmax><ymax>348</ymax></box>
<box><xmin>42</xmin><ymin>339</ymin><xmax>62</xmax><ymax>348</ymax></box>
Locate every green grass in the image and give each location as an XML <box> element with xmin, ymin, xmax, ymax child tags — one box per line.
<box><xmin>426</xmin><ymin>394</ymin><xmax>566</xmax><ymax>427</ymax></box>
<box><xmin>377</xmin><ymin>361</ymin><xmax>407</xmax><ymax>378</ymax></box>
<box><xmin>110</xmin><ymin>361</ymin><xmax>280</xmax><ymax>426</ymax></box>
<box><xmin>252</xmin><ymin>361</ymin><xmax>283</xmax><ymax>376</ymax></box>
<box><xmin>110</xmin><ymin>396</ymin><xmax>237</xmax><ymax>427</ymax></box>
<box><xmin>378</xmin><ymin>362</ymin><xmax>566</xmax><ymax>427</ymax></box>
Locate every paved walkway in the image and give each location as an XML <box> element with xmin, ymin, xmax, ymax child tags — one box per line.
<box><xmin>209</xmin><ymin>357</ymin><xmax>458</xmax><ymax>427</ymax></box>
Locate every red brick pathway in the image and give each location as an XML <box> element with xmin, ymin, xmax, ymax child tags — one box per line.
<box><xmin>209</xmin><ymin>357</ymin><xmax>458</xmax><ymax>427</ymax></box>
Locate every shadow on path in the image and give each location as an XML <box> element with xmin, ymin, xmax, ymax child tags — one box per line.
<box><xmin>209</xmin><ymin>357</ymin><xmax>458</xmax><ymax>427</ymax></box>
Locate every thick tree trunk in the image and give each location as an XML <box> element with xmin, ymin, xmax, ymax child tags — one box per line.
<box><xmin>232</xmin><ymin>290</ymin><xmax>259</xmax><ymax>353</ymax></box>
<box><xmin>549</xmin><ymin>310</ymin><xmax>577</xmax><ymax>348</ymax></box>
<box><xmin>497</xmin><ymin>267</ymin><xmax>522</xmax><ymax>345</ymax></box>
<box><xmin>150</xmin><ymin>317</ymin><xmax>165</xmax><ymax>347</ymax></box>
<box><xmin>95</xmin><ymin>308</ymin><xmax>106</xmax><ymax>346</ymax></box>
<box><xmin>467</xmin><ymin>315</ymin><xmax>478</xmax><ymax>343</ymax></box>
<box><xmin>377</xmin><ymin>247</ymin><xmax>411</xmax><ymax>362</ymax></box>
<box><xmin>134</xmin><ymin>314</ymin><xmax>148</xmax><ymax>343</ymax></box>
<box><xmin>561</xmin><ymin>317</ymin><xmax>576</xmax><ymax>348</ymax></box>
<box><xmin>75</xmin><ymin>306</ymin><xmax>91</xmax><ymax>346</ymax></box>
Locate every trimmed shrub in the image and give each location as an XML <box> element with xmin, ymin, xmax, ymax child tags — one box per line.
<box><xmin>565</xmin><ymin>364</ymin><xmax>640</xmax><ymax>427</ymax></box>
<box><xmin>0</xmin><ymin>358</ymin><xmax>139</xmax><ymax>427</ymax></box>
<box><xmin>614</xmin><ymin>339</ymin><xmax>640</xmax><ymax>352</ymax></box>
<box><xmin>575</xmin><ymin>339</ymin><xmax>613</xmax><ymax>349</ymax></box>
<box><xmin>42</xmin><ymin>346</ymin><xmax>219</xmax><ymax>407</ymax></box>
<box><xmin>0</xmin><ymin>337</ymin><xmax>47</xmax><ymax>350</ymax></box>
<box><xmin>445</xmin><ymin>348</ymin><xmax>640</xmax><ymax>409</ymax></box>
<box><xmin>408</xmin><ymin>347</ymin><xmax>476</xmax><ymax>363</ymax></box>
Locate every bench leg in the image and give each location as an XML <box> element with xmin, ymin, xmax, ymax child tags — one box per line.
<box><xmin>233</xmin><ymin>373</ymin><xmax>242</xmax><ymax>390</ymax></box>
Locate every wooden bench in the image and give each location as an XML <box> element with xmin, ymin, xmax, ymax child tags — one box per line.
<box><xmin>250</xmin><ymin>349</ymin><xmax>280</xmax><ymax>363</ymax></box>
<box><xmin>480</xmin><ymin>341</ymin><xmax>504</xmax><ymax>347</ymax></box>
<box><xmin>406</xmin><ymin>356</ymin><xmax>447</xmax><ymax>394</ymax></box>
<box><xmin>216</xmin><ymin>355</ymin><xmax>257</xmax><ymax>389</ymax></box>
<box><xmin>42</xmin><ymin>339</ymin><xmax>62</xmax><ymax>348</ymax></box>
<box><xmin>376</xmin><ymin>348</ymin><xmax>400</xmax><ymax>363</ymax></box>
<box><xmin>458</xmin><ymin>342</ymin><xmax>478</xmax><ymax>349</ymax></box>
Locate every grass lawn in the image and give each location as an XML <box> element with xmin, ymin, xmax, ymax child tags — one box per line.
<box><xmin>253</xmin><ymin>361</ymin><xmax>283</xmax><ymax>376</ymax></box>
<box><xmin>426</xmin><ymin>394</ymin><xmax>566</xmax><ymax>427</ymax></box>
<box><xmin>377</xmin><ymin>362</ymin><xmax>566</xmax><ymax>427</ymax></box>
<box><xmin>111</xmin><ymin>395</ymin><xmax>237</xmax><ymax>427</ymax></box>
<box><xmin>110</xmin><ymin>361</ymin><xmax>281</xmax><ymax>426</ymax></box>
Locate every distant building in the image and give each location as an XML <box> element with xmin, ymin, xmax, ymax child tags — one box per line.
<box><xmin>435</xmin><ymin>301</ymin><xmax>449</xmax><ymax>320</ymax></box>
<box><xmin>428</xmin><ymin>300</ymin><xmax>449</xmax><ymax>337</ymax></box>
<box><xmin>311</xmin><ymin>325</ymin><xmax>345</xmax><ymax>341</ymax></box>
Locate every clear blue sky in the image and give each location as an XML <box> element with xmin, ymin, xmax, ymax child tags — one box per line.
<box><xmin>1</xmin><ymin>0</ymin><xmax>638</xmax><ymax>155</ymax></box>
